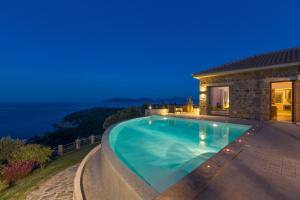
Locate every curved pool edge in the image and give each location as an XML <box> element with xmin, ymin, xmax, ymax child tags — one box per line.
<box><xmin>75</xmin><ymin>123</ymin><xmax>159</xmax><ymax>200</ymax></box>
<box><xmin>101</xmin><ymin>123</ymin><xmax>160</xmax><ymax>200</ymax></box>
<box><xmin>73</xmin><ymin>144</ymin><xmax>101</xmax><ymax>200</ymax></box>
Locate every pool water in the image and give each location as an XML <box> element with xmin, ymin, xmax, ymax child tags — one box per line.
<box><xmin>109</xmin><ymin>116</ymin><xmax>250</xmax><ymax>193</ymax></box>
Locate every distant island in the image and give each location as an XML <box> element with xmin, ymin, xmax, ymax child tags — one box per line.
<box><xmin>103</xmin><ymin>96</ymin><xmax>197</xmax><ymax>105</ymax></box>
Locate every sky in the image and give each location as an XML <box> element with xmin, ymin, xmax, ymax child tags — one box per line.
<box><xmin>0</xmin><ymin>0</ymin><xmax>300</xmax><ymax>102</ymax></box>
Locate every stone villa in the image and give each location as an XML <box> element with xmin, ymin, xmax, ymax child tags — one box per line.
<box><xmin>193</xmin><ymin>47</ymin><xmax>300</xmax><ymax>123</ymax></box>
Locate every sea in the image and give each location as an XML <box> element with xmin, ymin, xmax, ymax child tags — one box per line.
<box><xmin>0</xmin><ymin>102</ymin><xmax>142</xmax><ymax>139</ymax></box>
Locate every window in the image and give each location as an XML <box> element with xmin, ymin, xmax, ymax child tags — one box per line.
<box><xmin>209</xmin><ymin>86</ymin><xmax>230</xmax><ymax>113</ymax></box>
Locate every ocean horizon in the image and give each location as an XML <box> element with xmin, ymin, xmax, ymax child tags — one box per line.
<box><xmin>0</xmin><ymin>102</ymin><xmax>142</xmax><ymax>139</ymax></box>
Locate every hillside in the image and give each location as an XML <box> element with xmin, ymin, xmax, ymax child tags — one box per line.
<box><xmin>28</xmin><ymin>107</ymin><xmax>120</xmax><ymax>147</ymax></box>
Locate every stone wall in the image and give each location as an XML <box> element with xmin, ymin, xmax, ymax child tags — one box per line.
<box><xmin>295</xmin><ymin>80</ymin><xmax>300</xmax><ymax>123</ymax></box>
<box><xmin>198</xmin><ymin>65</ymin><xmax>300</xmax><ymax>121</ymax></box>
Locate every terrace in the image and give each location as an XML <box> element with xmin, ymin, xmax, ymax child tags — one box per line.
<box><xmin>74</xmin><ymin>48</ymin><xmax>300</xmax><ymax>200</ymax></box>
<box><xmin>76</xmin><ymin>115</ymin><xmax>300</xmax><ymax>200</ymax></box>
<box><xmin>145</xmin><ymin>97</ymin><xmax>201</xmax><ymax>118</ymax></box>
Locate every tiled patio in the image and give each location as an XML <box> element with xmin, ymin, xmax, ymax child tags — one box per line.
<box><xmin>194</xmin><ymin>121</ymin><xmax>300</xmax><ymax>200</ymax></box>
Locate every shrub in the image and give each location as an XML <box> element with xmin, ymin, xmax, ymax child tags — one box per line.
<box><xmin>9</xmin><ymin>144</ymin><xmax>52</xmax><ymax>169</ymax></box>
<box><xmin>0</xmin><ymin>166</ymin><xmax>9</xmax><ymax>191</ymax></box>
<box><xmin>103</xmin><ymin>106</ymin><xmax>145</xmax><ymax>129</ymax></box>
<box><xmin>0</xmin><ymin>179</ymin><xmax>9</xmax><ymax>192</ymax></box>
<box><xmin>3</xmin><ymin>161</ymin><xmax>35</xmax><ymax>184</ymax></box>
<box><xmin>0</xmin><ymin>137</ymin><xmax>24</xmax><ymax>164</ymax></box>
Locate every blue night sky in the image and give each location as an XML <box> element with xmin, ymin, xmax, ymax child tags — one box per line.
<box><xmin>1</xmin><ymin>0</ymin><xmax>300</xmax><ymax>102</ymax></box>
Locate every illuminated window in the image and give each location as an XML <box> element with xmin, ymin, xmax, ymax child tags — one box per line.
<box><xmin>209</xmin><ymin>86</ymin><xmax>230</xmax><ymax>113</ymax></box>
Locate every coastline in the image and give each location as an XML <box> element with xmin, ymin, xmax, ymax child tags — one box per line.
<box><xmin>0</xmin><ymin>102</ymin><xmax>129</xmax><ymax>139</ymax></box>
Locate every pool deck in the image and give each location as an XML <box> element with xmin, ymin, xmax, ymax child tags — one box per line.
<box><xmin>80</xmin><ymin>116</ymin><xmax>300</xmax><ymax>200</ymax></box>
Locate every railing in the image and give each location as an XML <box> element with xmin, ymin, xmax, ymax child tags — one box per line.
<box><xmin>145</xmin><ymin>104</ymin><xmax>200</xmax><ymax>116</ymax></box>
<box><xmin>149</xmin><ymin>104</ymin><xmax>199</xmax><ymax>110</ymax></box>
<box><xmin>52</xmin><ymin>135</ymin><xmax>102</xmax><ymax>157</ymax></box>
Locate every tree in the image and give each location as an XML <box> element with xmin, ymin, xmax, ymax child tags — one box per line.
<box><xmin>103</xmin><ymin>106</ymin><xmax>145</xmax><ymax>129</ymax></box>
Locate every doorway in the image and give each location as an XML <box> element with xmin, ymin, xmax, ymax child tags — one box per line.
<box><xmin>271</xmin><ymin>81</ymin><xmax>293</xmax><ymax>122</ymax></box>
<box><xmin>209</xmin><ymin>86</ymin><xmax>230</xmax><ymax>115</ymax></box>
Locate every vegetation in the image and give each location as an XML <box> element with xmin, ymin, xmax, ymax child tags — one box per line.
<box><xmin>29</xmin><ymin>107</ymin><xmax>120</xmax><ymax>147</ymax></box>
<box><xmin>0</xmin><ymin>168</ymin><xmax>9</xmax><ymax>192</ymax></box>
<box><xmin>0</xmin><ymin>137</ymin><xmax>24</xmax><ymax>164</ymax></box>
<box><xmin>103</xmin><ymin>105</ymin><xmax>147</xmax><ymax>129</ymax></box>
<box><xmin>0</xmin><ymin>180</ymin><xmax>8</xmax><ymax>193</ymax></box>
<box><xmin>0</xmin><ymin>105</ymin><xmax>147</xmax><ymax>199</ymax></box>
<box><xmin>2</xmin><ymin>161</ymin><xmax>35</xmax><ymax>185</ymax></box>
<box><xmin>0</xmin><ymin>145</ymin><xmax>96</xmax><ymax>200</ymax></box>
<box><xmin>0</xmin><ymin>137</ymin><xmax>52</xmax><ymax>193</ymax></box>
<box><xmin>9</xmin><ymin>145</ymin><xmax>52</xmax><ymax>169</ymax></box>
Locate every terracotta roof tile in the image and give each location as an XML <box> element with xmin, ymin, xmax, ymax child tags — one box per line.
<box><xmin>194</xmin><ymin>47</ymin><xmax>300</xmax><ymax>76</ymax></box>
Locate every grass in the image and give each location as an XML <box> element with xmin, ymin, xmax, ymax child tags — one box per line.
<box><xmin>0</xmin><ymin>144</ymin><xmax>97</xmax><ymax>200</ymax></box>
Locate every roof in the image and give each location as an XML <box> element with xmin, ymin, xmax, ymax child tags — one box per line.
<box><xmin>193</xmin><ymin>47</ymin><xmax>300</xmax><ymax>77</ymax></box>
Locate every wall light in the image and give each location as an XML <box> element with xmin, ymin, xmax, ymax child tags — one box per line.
<box><xmin>200</xmin><ymin>86</ymin><xmax>207</xmax><ymax>92</ymax></box>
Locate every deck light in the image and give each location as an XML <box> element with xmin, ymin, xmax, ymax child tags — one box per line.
<box><xmin>224</xmin><ymin>148</ymin><xmax>231</xmax><ymax>153</ymax></box>
<box><xmin>237</xmin><ymin>139</ymin><xmax>242</xmax><ymax>143</ymax></box>
<box><xmin>206</xmin><ymin>165</ymin><xmax>211</xmax><ymax>169</ymax></box>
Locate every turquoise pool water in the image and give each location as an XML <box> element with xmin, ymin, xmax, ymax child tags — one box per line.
<box><xmin>109</xmin><ymin>116</ymin><xmax>250</xmax><ymax>193</ymax></box>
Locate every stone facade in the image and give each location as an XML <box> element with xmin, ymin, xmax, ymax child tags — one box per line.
<box><xmin>295</xmin><ymin>80</ymin><xmax>300</xmax><ymax>123</ymax></box>
<box><xmin>198</xmin><ymin>65</ymin><xmax>300</xmax><ymax>121</ymax></box>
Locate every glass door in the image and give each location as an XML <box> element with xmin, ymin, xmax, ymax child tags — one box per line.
<box><xmin>271</xmin><ymin>82</ymin><xmax>293</xmax><ymax>122</ymax></box>
<box><xmin>209</xmin><ymin>86</ymin><xmax>230</xmax><ymax>115</ymax></box>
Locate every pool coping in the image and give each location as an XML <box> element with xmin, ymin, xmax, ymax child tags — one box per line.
<box><xmin>73</xmin><ymin>144</ymin><xmax>101</xmax><ymax>200</ymax></box>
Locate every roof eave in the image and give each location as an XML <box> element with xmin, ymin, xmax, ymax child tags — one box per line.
<box><xmin>192</xmin><ymin>62</ymin><xmax>300</xmax><ymax>79</ymax></box>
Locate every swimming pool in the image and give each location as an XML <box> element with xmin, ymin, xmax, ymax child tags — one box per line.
<box><xmin>109</xmin><ymin>115</ymin><xmax>250</xmax><ymax>193</ymax></box>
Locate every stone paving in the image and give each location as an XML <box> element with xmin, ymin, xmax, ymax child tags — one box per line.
<box><xmin>26</xmin><ymin>165</ymin><xmax>78</xmax><ymax>200</ymax></box>
<box><xmin>197</xmin><ymin>122</ymin><xmax>300</xmax><ymax>200</ymax></box>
